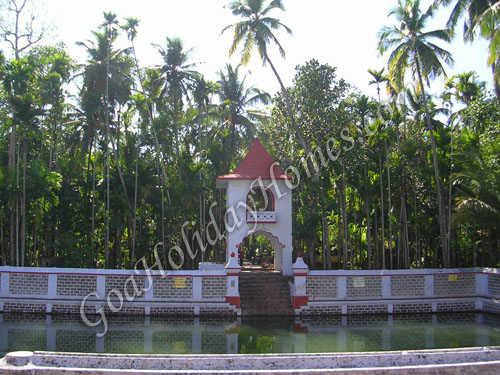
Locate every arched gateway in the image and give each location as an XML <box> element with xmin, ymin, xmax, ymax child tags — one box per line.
<box><xmin>216</xmin><ymin>139</ymin><xmax>293</xmax><ymax>275</ymax></box>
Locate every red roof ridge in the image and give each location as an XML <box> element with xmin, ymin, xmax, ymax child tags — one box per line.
<box><xmin>217</xmin><ymin>138</ymin><xmax>289</xmax><ymax>181</ymax></box>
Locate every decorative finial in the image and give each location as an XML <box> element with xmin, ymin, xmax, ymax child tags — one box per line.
<box><xmin>298</xmin><ymin>252</ymin><xmax>302</xmax><ymax>258</ymax></box>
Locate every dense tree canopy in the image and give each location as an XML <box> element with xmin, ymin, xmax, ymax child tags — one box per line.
<box><xmin>0</xmin><ymin>0</ymin><xmax>499</xmax><ymax>270</ymax></box>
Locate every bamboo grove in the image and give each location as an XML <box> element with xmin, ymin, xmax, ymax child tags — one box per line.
<box><xmin>0</xmin><ymin>0</ymin><xmax>499</xmax><ymax>270</ymax></box>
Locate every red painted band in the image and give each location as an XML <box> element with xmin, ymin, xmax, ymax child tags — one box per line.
<box><xmin>225</xmin><ymin>296</ymin><xmax>241</xmax><ymax>308</ymax></box>
<box><xmin>293</xmin><ymin>295</ymin><xmax>308</xmax><ymax>309</ymax></box>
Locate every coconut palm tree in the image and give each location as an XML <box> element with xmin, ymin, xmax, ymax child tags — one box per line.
<box><xmin>154</xmin><ymin>37</ymin><xmax>198</xmax><ymax>162</ymax></box>
<box><xmin>217</xmin><ymin>63</ymin><xmax>270</xmax><ymax>160</ymax></box>
<box><xmin>78</xmin><ymin>12</ymin><xmax>134</xmax><ymax>265</ymax></box>
<box><xmin>222</xmin><ymin>0</ymin><xmax>310</xmax><ymax>156</ymax></box>
<box><xmin>122</xmin><ymin>16</ymin><xmax>141</xmax><ymax>266</ymax></box>
<box><xmin>433</xmin><ymin>0</ymin><xmax>500</xmax><ymax>103</ymax></box>
<box><xmin>378</xmin><ymin>0</ymin><xmax>454</xmax><ymax>267</ymax></box>
<box><xmin>368</xmin><ymin>68</ymin><xmax>389</xmax><ymax>103</ymax></box>
<box><xmin>447</xmin><ymin>71</ymin><xmax>485</xmax><ymax>106</ymax></box>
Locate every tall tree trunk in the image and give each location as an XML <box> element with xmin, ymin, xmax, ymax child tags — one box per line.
<box><xmin>414</xmin><ymin>190</ymin><xmax>420</xmax><ymax>267</ymax></box>
<box><xmin>472</xmin><ymin>227</ymin><xmax>477</xmax><ymax>267</ymax></box>
<box><xmin>115</xmin><ymin>227</ymin><xmax>122</xmax><ymax>268</ymax></box>
<box><xmin>33</xmin><ymin>220</ymin><xmax>37</xmax><ymax>266</ymax></box>
<box><xmin>400</xmin><ymin>168</ymin><xmax>410</xmax><ymax>268</ymax></box>
<box><xmin>130</xmin><ymin>39</ymin><xmax>140</xmax><ymax>268</ymax></box>
<box><xmin>353</xmin><ymin>209</ymin><xmax>358</xmax><ymax>267</ymax></box>
<box><xmin>20</xmin><ymin>140</ymin><xmax>27</xmax><ymax>266</ymax></box>
<box><xmin>199</xmin><ymin>110</ymin><xmax>206</xmax><ymax>262</ymax></box>
<box><xmin>230</xmin><ymin>120</ymin><xmax>236</xmax><ymax>161</ymax></box>
<box><xmin>15</xmin><ymin>142</ymin><xmax>20</xmax><ymax>266</ymax></box>
<box><xmin>160</xmin><ymin>161</ymin><xmax>166</xmax><ymax>257</ymax></box>
<box><xmin>319</xmin><ymin>178</ymin><xmax>331</xmax><ymax>270</ymax></box>
<box><xmin>86</xmin><ymin>130</ymin><xmax>96</xmax><ymax>264</ymax></box>
<box><xmin>307</xmin><ymin>236</ymin><xmax>316</xmax><ymax>270</ymax></box>
<box><xmin>1</xmin><ymin>214</ymin><xmax>4</xmax><ymax>265</ymax></box>
<box><xmin>488</xmin><ymin>230</ymin><xmax>494</xmax><ymax>266</ymax></box>
<box><xmin>91</xmin><ymin>144</ymin><xmax>96</xmax><ymax>266</ymax></box>
<box><xmin>131</xmin><ymin>144</ymin><xmax>139</xmax><ymax>268</ymax></box>
<box><xmin>448</xmin><ymin>123</ymin><xmax>454</xmax><ymax>266</ymax></box>
<box><xmin>341</xmin><ymin>165</ymin><xmax>349</xmax><ymax>269</ymax></box>
<box><xmin>173</xmin><ymin>101</ymin><xmax>184</xmax><ymax>184</ymax></box>
<box><xmin>104</xmin><ymin>32</ymin><xmax>111</xmax><ymax>267</ymax></box>
<box><xmin>492</xmin><ymin>61</ymin><xmax>500</xmax><ymax>107</ymax></box>
<box><xmin>105</xmin><ymin>111</ymin><xmax>132</xmax><ymax>212</ymax></box>
<box><xmin>105</xmin><ymin>146</ymin><xmax>110</xmax><ymax>267</ymax></box>
<box><xmin>415</xmin><ymin>59</ymin><xmax>449</xmax><ymax>267</ymax></box>
<box><xmin>129</xmin><ymin>37</ymin><xmax>168</xmax><ymax>267</ymax></box>
<box><xmin>374</xmin><ymin>206</ymin><xmax>379</xmax><ymax>269</ymax></box>
<box><xmin>400</xmin><ymin>192</ymin><xmax>409</xmax><ymax>268</ymax></box>
<box><xmin>321</xmin><ymin>216</ymin><xmax>331</xmax><ymax>270</ymax></box>
<box><xmin>130</xmin><ymin>38</ymin><xmax>168</xmax><ymax>258</ymax></box>
<box><xmin>337</xmin><ymin>217</ymin><xmax>342</xmax><ymax>270</ymax></box>
<box><xmin>49</xmin><ymin>118</ymin><xmax>57</xmax><ymax>171</ymax></box>
<box><xmin>365</xmin><ymin>171</ymin><xmax>372</xmax><ymax>270</ymax></box>
<box><xmin>9</xmin><ymin>122</ymin><xmax>17</xmax><ymax>265</ymax></box>
<box><xmin>385</xmin><ymin>140</ymin><xmax>393</xmax><ymax>269</ymax></box>
<box><xmin>378</xmin><ymin>155</ymin><xmax>386</xmax><ymax>269</ymax></box>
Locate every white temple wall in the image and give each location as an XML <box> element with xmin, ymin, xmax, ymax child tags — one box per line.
<box><xmin>224</xmin><ymin>179</ymin><xmax>293</xmax><ymax>275</ymax></box>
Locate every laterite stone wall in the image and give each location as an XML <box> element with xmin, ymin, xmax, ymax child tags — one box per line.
<box><xmin>9</xmin><ymin>273</ymin><xmax>48</xmax><ymax>295</ymax></box>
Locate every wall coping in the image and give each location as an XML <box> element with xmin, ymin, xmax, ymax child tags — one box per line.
<box><xmin>0</xmin><ymin>266</ymin><xmax>227</xmax><ymax>277</ymax></box>
<box><xmin>306</xmin><ymin>268</ymin><xmax>500</xmax><ymax>277</ymax></box>
<box><xmin>2</xmin><ymin>266</ymin><xmax>499</xmax><ymax>277</ymax></box>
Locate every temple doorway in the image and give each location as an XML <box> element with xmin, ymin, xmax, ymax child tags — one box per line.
<box><xmin>238</xmin><ymin>233</ymin><xmax>275</xmax><ymax>269</ymax></box>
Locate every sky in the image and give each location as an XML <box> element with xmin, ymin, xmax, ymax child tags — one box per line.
<box><xmin>16</xmin><ymin>0</ymin><xmax>494</xmax><ymax>101</ymax></box>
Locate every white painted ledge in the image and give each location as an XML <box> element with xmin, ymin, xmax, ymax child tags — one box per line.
<box><xmin>2</xmin><ymin>347</ymin><xmax>500</xmax><ymax>374</ymax></box>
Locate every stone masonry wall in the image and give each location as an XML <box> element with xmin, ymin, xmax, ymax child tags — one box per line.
<box><xmin>390</xmin><ymin>275</ymin><xmax>425</xmax><ymax>297</ymax></box>
<box><xmin>393</xmin><ymin>302</ymin><xmax>432</xmax><ymax>314</ymax></box>
<box><xmin>300</xmin><ymin>305</ymin><xmax>342</xmax><ymax>315</ymax></box>
<box><xmin>9</xmin><ymin>273</ymin><xmax>48</xmax><ymax>295</ymax></box>
<box><xmin>346</xmin><ymin>277</ymin><xmax>382</xmax><ymax>298</ymax></box>
<box><xmin>306</xmin><ymin>277</ymin><xmax>337</xmax><ymax>298</ymax></box>
<box><xmin>153</xmin><ymin>277</ymin><xmax>193</xmax><ymax>299</ymax></box>
<box><xmin>52</xmin><ymin>304</ymin><xmax>95</xmax><ymax>315</ymax></box>
<box><xmin>436</xmin><ymin>301</ymin><xmax>476</xmax><ymax>312</ymax></box>
<box><xmin>57</xmin><ymin>274</ymin><xmax>97</xmax><ymax>296</ymax></box>
<box><xmin>202</xmin><ymin>277</ymin><xmax>226</xmax><ymax>299</ymax></box>
<box><xmin>150</xmin><ymin>306</ymin><xmax>195</xmax><ymax>316</ymax></box>
<box><xmin>4</xmin><ymin>302</ymin><xmax>46</xmax><ymax>313</ymax></box>
<box><xmin>434</xmin><ymin>274</ymin><xmax>475</xmax><ymax>296</ymax></box>
<box><xmin>105</xmin><ymin>275</ymin><xmax>145</xmax><ymax>299</ymax></box>
<box><xmin>199</xmin><ymin>306</ymin><xmax>236</xmax><ymax>316</ymax></box>
<box><xmin>347</xmin><ymin>304</ymin><xmax>387</xmax><ymax>314</ymax></box>
<box><xmin>488</xmin><ymin>274</ymin><xmax>500</xmax><ymax>298</ymax></box>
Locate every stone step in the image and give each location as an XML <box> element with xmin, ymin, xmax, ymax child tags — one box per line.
<box><xmin>238</xmin><ymin>271</ymin><xmax>294</xmax><ymax>316</ymax></box>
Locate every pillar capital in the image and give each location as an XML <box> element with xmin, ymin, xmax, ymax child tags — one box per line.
<box><xmin>225</xmin><ymin>252</ymin><xmax>241</xmax><ymax>276</ymax></box>
<box><xmin>292</xmin><ymin>253</ymin><xmax>309</xmax><ymax>276</ymax></box>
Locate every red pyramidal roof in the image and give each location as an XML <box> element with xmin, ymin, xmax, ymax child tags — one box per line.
<box><xmin>217</xmin><ymin>139</ymin><xmax>289</xmax><ymax>182</ymax></box>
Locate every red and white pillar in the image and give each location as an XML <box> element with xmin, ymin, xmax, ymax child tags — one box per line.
<box><xmin>292</xmin><ymin>253</ymin><xmax>309</xmax><ymax>309</ymax></box>
<box><xmin>225</xmin><ymin>252</ymin><xmax>241</xmax><ymax>308</ymax></box>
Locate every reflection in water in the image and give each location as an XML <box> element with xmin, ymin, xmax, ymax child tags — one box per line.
<box><xmin>1</xmin><ymin>313</ymin><xmax>499</xmax><ymax>355</ymax></box>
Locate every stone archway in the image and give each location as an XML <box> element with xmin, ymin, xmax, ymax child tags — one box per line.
<box><xmin>236</xmin><ymin>230</ymin><xmax>286</xmax><ymax>271</ymax></box>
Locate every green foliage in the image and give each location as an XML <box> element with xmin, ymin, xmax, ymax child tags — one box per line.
<box><xmin>0</xmin><ymin>1</ymin><xmax>498</xmax><ymax>271</ymax></box>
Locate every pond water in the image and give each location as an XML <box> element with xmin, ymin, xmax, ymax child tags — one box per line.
<box><xmin>1</xmin><ymin>313</ymin><xmax>499</xmax><ymax>355</ymax></box>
